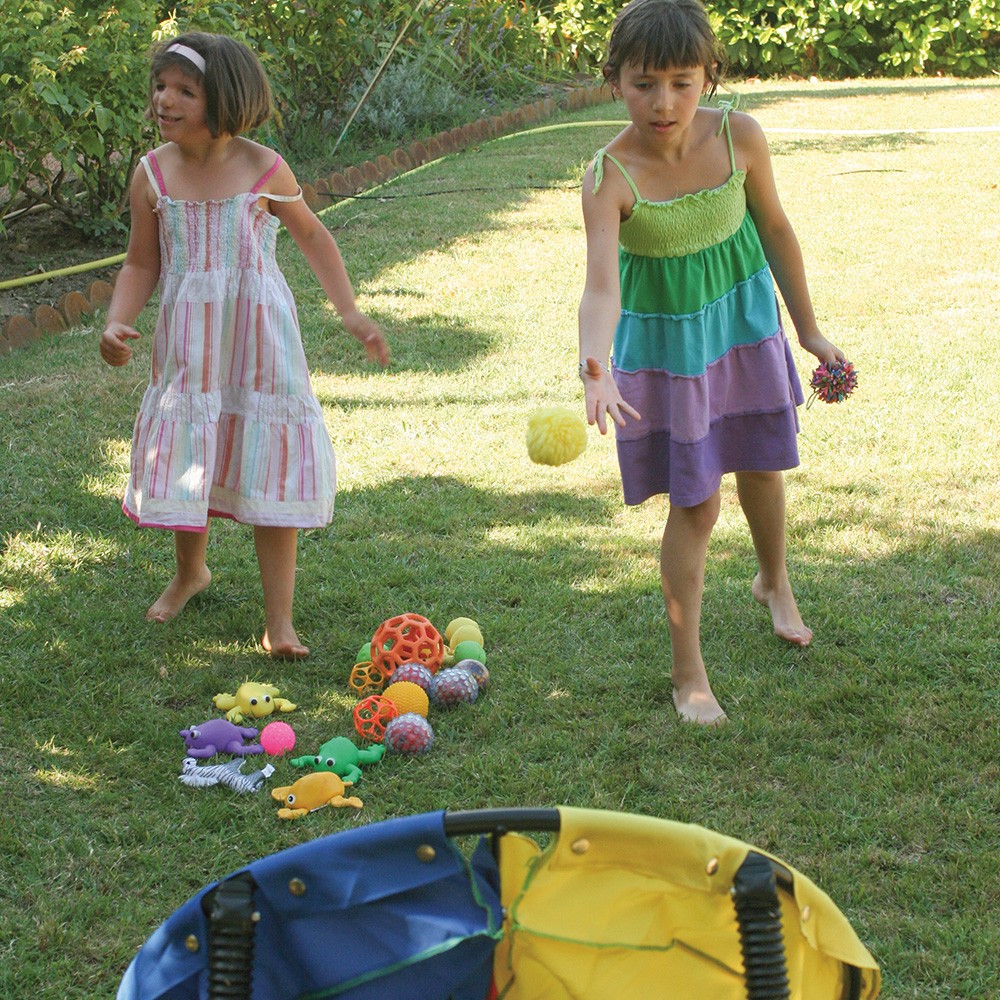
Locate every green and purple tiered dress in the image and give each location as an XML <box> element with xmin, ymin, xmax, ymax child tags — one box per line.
<box><xmin>599</xmin><ymin>111</ymin><xmax>804</xmax><ymax>508</ymax></box>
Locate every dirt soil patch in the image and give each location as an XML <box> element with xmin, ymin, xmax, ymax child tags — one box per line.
<box><xmin>0</xmin><ymin>211</ymin><xmax>122</xmax><ymax>326</ymax></box>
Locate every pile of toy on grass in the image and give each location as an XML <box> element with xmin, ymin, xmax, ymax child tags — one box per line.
<box><xmin>176</xmin><ymin>613</ymin><xmax>490</xmax><ymax>820</ymax></box>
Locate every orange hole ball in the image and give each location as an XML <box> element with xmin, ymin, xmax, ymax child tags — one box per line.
<box><xmin>370</xmin><ymin>613</ymin><xmax>445</xmax><ymax>675</ymax></box>
<box><xmin>353</xmin><ymin>694</ymin><xmax>399</xmax><ymax>743</ymax></box>
<box><xmin>349</xmin><ymin>661</ymin><xmax>387</xmax><ymax>695</ymax></box>
<box><xmin>382</xmin><ymin>680</ymin><xmax>430</xmax><ymax>717</ymax></box>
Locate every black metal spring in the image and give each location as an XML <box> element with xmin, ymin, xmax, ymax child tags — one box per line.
<box><xmin>204</xmin><ymin>872</ymin><xmax>257</xmax><ymax>1000</ymax></box>
<box><xmin>732</xmin><ymin>852</ymin><xmax>791</xmax><ymax>1000</ymax></box>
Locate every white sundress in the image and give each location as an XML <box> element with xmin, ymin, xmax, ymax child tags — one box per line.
<box><xmin>123</xmin><ymin>151</ymin><xmax>336</xmax><ymax>531</ymax></box>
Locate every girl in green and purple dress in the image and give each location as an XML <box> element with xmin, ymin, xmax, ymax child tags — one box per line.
<box><xmin>578</xmin><ymin>0</ymin><xmax>846</xmax><ymax>724</ymax></box>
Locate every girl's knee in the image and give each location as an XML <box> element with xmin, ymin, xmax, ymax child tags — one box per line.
<box><xmin>735</xmin><ymin>470</ymin><xmax>784</xmax><ymax>493</ymax></box>
<box><xmin>671</xmin><ymin>493</ymin><xmax>721</xmax><ymax>533</ymax></box>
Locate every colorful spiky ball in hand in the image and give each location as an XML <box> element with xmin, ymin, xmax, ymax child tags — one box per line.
<box><xmin>808</xmin><ymin>361</ymin><xmax>858</xmax><ymax>407</ymax></box>
<box><xmin>526</xmin><ymin>407</ymin><xmax>587</xmax><ymax>466</ymax></box>
<box><xmin>383</xmin><ymin>713</ymin><xmax>434</xmax><ymax>756</ymax></box>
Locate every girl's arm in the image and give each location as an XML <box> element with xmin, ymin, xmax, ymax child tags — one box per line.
<box><xmin>99</xmin><ymin>167</ymin><xmax>161</xmax><ymax>367</ymax></box>
<box><xmin>736</xmin><ymin>113</ymin><xmax>844</xmax><ymax>366</ymax></box>
<box><xmin>578</xmin><ymin>162</ymin><xmax>641</xmax><ymax>434</ymax></box>
<box><xmin>267</xmin><ymin>162</ymin><xmax>389</xmax><ymax>367</ymax></box>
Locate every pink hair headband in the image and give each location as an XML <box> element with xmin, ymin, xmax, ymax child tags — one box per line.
<box><xmin>166</xmin><ymin>43</ymin><xmax>206</xmax><ymax>74</ymax></box>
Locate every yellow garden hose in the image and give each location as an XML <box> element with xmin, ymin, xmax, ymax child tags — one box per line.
<box><xmin>0</xmin><ymin>253</ymin><xmax>125</xmax><ymax>292</ymax></box>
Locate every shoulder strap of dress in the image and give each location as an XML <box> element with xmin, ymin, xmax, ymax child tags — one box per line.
<box><xmin>140</xmin><ymin>153</ymin><xmax>168</xmax><ymax>197</ymax></box>
<box><xmin>593</xmin><ymin>149</ymin><xmax>642</xmax><ymax>202</ymax></box>
<box><xmin>252</xmin><ymin>153</ymin><xmax>303</xmax><ymax>203</ymax></box>
<box><xmin>715</xmin><ymin>92</ymin><xmax>740</xmax><ymax>175</ymax></box>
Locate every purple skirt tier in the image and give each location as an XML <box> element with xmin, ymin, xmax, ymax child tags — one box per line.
<box><xmin>614</xmin><ymin>328</ymin><xmax>804</xmax><ymax>508</ymax></box>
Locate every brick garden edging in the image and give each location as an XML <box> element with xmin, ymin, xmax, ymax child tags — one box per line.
<box><xmin>0</xmin><ymin>86</ymin><xmax>611</xmax><ymax>356</ymax></box>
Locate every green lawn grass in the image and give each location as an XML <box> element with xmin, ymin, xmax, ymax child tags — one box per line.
<box><xmin>2</xmin><ymin>78</ymin><xmax>998</xmax><ymax>999</ymax></box>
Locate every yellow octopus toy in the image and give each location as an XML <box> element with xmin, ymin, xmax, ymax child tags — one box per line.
<box><xmin>271</xmin><ymin>772</ymin><xmax>363</xmax><ymax>820</ymax></box>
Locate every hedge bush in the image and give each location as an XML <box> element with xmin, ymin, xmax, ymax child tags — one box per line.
<box><xmin>0</xmin><ymin>0</ymin><xmax>160</xmax><ymax>238</ymax></box>
<box><xmin>1</xmin><ymin>0</ymin><xmax>997</xmax><ymax>240</ymax></box>
<box><xmin>712</xmin><ymin>0</ymin><xmax>1000</xmax><ymax>79</ymax></box>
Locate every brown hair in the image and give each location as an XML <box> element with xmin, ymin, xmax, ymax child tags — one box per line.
<box><xmin>149</xmin><ymin>32</ymin><xmax>272</xmax><ymax>137</ymax></box>
<box><xmin>603</xmin><ymin>0</ymin><xmax>725</xmax><ymax>97</ymax></box>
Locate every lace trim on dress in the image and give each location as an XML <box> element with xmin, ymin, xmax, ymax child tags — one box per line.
<box><xmin>140</xmin><ymin>384</ymin><xmax>326</xmax><ymax>425</ymax></box>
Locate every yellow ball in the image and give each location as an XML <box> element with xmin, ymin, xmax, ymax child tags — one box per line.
<box><xmin>382</xmin><ymin>680</ymin><xmax>430</xmax><ymax>717</ymax></box>
<box><xmin>449</xmin><ymin>622</ymin><xmax>484</xmax><ymax>647</ymax></box>
<box><xmin>445</xmin><ymin>617</ymin><xmax>478</xmax><ymax>644</ymax></box>
<box><xmin>526</xmin><ymin>407</ymin><xmax>587</xmax><ymax>466</ymax></box>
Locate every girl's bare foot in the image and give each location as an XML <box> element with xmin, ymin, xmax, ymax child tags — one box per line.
<box><xmin>672</xmin><ymin>684</ymin><xmax>728</xmax><ymax>726</ymax></box>
<box><xmin>145</xmin><ymin>568</ymin><xmax>211</xmax><ymax>622</ymax></box>
<box><xmin>262</xmin><ymin>628</ymin><xmax>309</xmax><ymax>661</ymax></box>
<box><xmin>752</xmin><ymin>573</ymin><xmax>813</xmax><ymax>647</ymax></box>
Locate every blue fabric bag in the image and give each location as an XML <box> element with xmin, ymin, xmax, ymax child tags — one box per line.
<box><xmin>117</xmin><ymin>810</ymin><xmax>502</xmax><ymax>1000</ymax></box>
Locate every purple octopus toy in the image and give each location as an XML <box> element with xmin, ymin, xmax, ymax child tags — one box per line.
<box><xmin>179</xmin><ymin>719</ymin><xmax>263</xmax><ymax>758</ymax></box>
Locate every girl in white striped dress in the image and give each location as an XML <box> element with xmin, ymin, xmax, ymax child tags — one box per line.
<box><xmin>100</xmin><ymin>33</ymin><xmax>389</xmax><ymax>659</ymax></box>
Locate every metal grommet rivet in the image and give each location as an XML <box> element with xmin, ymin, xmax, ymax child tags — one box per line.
<box><xmin>571</xmin><ymin>838</ymin><xmax>590</xmax><ymax>855</ymax></box>
<box><xmin>251</xmin><ymin>911</ymin><xmax>261</xmax><ymax>923</ymax></box>
<box><xmin>185</xmin><ymin>935</ymin><xmax>200</xmax><ymax>953</ymax></box>
<box><xmin>801</xmin><ymin>905</ymin><xmax>812</xmax><ymax>921</ymax></box>
<box><xmin>289</xmin><ymin>878</ymin><xmax>306</xmax><ymax>896</ymax></box>
<box><xmin>416</xmin><ymin>844</ymin><xmax>436</xmax><ymax>863</ymax></box>
<box><xmin>706</xmin><ymin>857</ymin><xmax>719</xmax><ymax>876</ymax></box>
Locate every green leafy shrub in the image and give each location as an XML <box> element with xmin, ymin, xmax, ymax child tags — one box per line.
<box><xmin>346</xmin><ymin>53</ymin><xmax>468</xmax><ymax>143</ymax></box>
<box><xmin>534</xmin><ymin>0</ymin><xmax>617</xmax><ymax>75</ymax></box>
<box><xmin>710</xmin><ymin>0</ymin><xmax>1000</xmax><ymax>79</ymax></box>
<box><xmin>873</xmin><ymin>0</ymin><xmax>1000</xmax><ymax>75</ymax></box>
<box><xmin>425</xmin><ymin>1</ymin><xmax>552</xmax><ymax>101</ymax></box>
<box><xmin>0</xmin><ymin>0</ymin><xmax>159</xmax><ymax>237</ymax></box>
<box><xmin>241</xmin><ymin>0</ymin><xmax>412</xmax><ymax>147</ymax></box>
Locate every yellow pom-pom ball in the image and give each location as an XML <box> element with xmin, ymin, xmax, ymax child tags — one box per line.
<box><xmin>382</xmin><ymin>680</ymin><xmax>430</xmax><ymax>717</ymax></box>
<box><xmin>526</xmin><ymin>407</ymin><xmax>587</xmax><ymax>466</ymax></box>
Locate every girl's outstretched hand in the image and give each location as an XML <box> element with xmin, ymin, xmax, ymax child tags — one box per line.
<box><xmin>581</xmin><ymin>356</ymin><xmax>641</xmax><ymax>435</ymax></box>
<box><xmin>343</xmin><ymin>309</ymin><xmax>390</xmax><ymax>368</ymax></box>
<box><xmin>100</xmin><ymin>322</ymin><xmax>141</xmax><ymax>367</ymax></box>
<box><xmin>798</xmin><ymin>331</ymin><xmax>845</xmax><ymax>367</ymax></box>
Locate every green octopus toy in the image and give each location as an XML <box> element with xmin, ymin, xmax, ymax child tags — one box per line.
<box><xmin>290</xmin><ymin>736</ymin><xmax>385</xmax><ymax>784</ymax></box>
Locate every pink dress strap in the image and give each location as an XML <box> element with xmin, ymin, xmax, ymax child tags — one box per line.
<box><xmin>141</xmin><ymin>152</ymin><xmax>169</xmax><ymax>197</ymax></box>
<box><xmin>252</xmin><ymin>154</ymin><xmax>303</xmax><ymax>203</ymax></box>
<box><xmin>251</xmin><ymin>154</ymin><xmax>283</xmax><ymax>194</ymax></box>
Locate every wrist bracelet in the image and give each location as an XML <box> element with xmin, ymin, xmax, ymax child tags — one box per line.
<box><xmin>578</xmin><ymin>359</ymin><xmax>610</xmax><ymax>379</ymax></box>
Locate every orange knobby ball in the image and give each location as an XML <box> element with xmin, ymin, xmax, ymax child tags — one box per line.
<box><xmin>370</xmin><ymin>613</ymin><xmax>445</xmax><ymax>675</ymax></box>
<box><xmin>382</xmin><ymin>680</ymin><xmax>430</xmax><ymax>718</ymax></box>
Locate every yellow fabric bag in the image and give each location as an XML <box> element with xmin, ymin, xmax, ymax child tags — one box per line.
<box><xmin>492</xmin><ymin>807</ymin><xmax>880</xmax><ymax>999</ymax></box>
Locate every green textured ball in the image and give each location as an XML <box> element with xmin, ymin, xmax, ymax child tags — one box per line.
<box><xmin>451</xmin><ymin>639</ymin><xmax>486</xmax><ymax>664</ymax></box>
